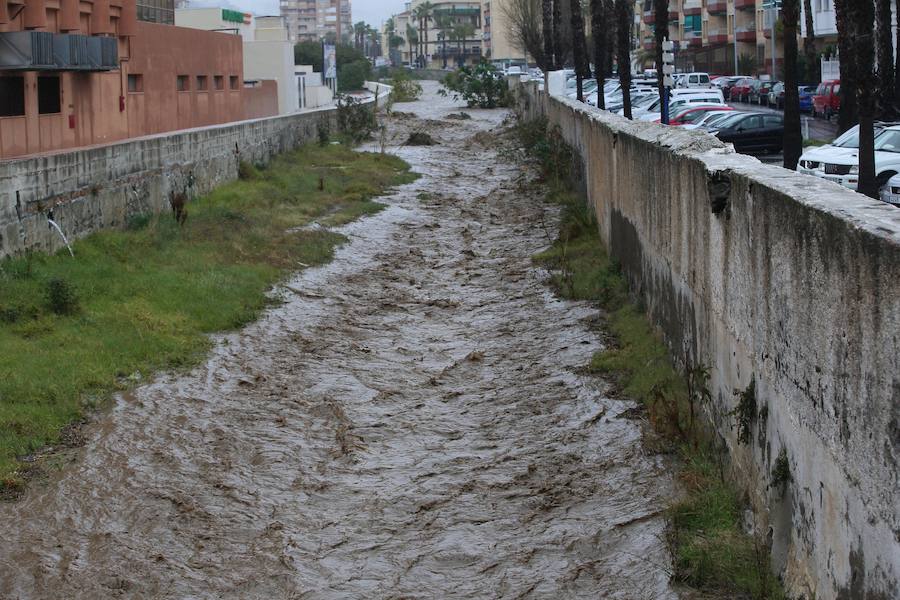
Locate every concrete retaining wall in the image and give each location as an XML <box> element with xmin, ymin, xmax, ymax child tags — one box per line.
<box><xmin>516</xmin><ymin>82</ymin><xmax>900</xmax><ymax>599</ymax></box>
<box><xmin>0</xmin><ymin>107</ymin><xmax>337</xmax><ymax>259</ymax></box>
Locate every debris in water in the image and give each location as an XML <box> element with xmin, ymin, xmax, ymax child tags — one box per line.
<box><xmin>446</xmin><ymin>112</ymin><xmax>472</xmax><ymax>121</ymax></box>
<box><xmin>405</xmin><ymin>132</ymin><xmax>437</xmax><ymax>146</ymax></box>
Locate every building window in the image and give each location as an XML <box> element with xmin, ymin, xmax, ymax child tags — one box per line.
<box><xmin>0</xmin><ymin>77</ymin><xmax>26</xmax><ymax>117</ymax></box>
<box><xmin>229</xmin><ymin>75</ymin><xmax>239</xmax><ymax>90</ymax></box>
<box><xmin>127</xmin><ymin>74</ymin><xmax>144</xmax><ymax>93</ymax></box>
<box><xmin>38</xmin><ymin>76</ymin><xmax>61</xmax><ymax>114</ymax></box>
<box><xmin>196</xmin><ymin>75</ymin><xmax>208</xmax><ymax>91</ymax></box>
<box><xmin>177</xmin><ymin>75</ymin><xmax>189</xmax><ymax>91</ymax></box>
<box><xmin>214</xmin><ymin>75</ymin><xmax>224</xmax><ymax>90</ymax></box>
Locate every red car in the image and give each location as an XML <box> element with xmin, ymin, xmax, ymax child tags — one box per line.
<box><xmin>656</xmin><ymin>105</ymin><xmax>735</xmax><ymax>126</ymax></box>
<box><xmin>729</xmin><ymin>78</ymin><xmax>757</xmax><ymax>102</ymax></box>
<box><xmin>813</xmin><ymin>79</ymin><xmax>840</xmax><ymax>120</ymax></box>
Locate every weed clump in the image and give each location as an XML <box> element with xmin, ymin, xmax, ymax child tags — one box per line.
<box><xmin>732</xmin><ymin>378</ymin><xmax>757</xmax><ymax>445</ymax></box>
<box><xmin>45</xmin><ymin>277</ymin><xmax>78</xmax><ymax>315</ymax></box>
<box><xmin>771</xmin><ymin>448</ymin><xmax>791</xmax><ymax>493</ymax></box>
<box><xmin>238</xmin><ymin>161</ymin><xmax>260</xmax><ymax>181</ymax></box>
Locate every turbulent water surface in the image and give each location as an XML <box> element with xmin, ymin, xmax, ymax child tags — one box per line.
<box><xmin>0</xmin><ymin>83</ymin><xmax>678</xmax><ymax>599</ymax></box>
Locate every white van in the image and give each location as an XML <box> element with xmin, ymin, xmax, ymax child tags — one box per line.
<box><xmin>675</xmin><ymin>72</ymin><xmax>712</xmax><ymax>89</ymax></box>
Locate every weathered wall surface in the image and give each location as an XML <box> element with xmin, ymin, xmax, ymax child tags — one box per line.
<box><xmin>516</xmin><ymin>82</ymin><xmax>900</xmax><ymax>599</ymax></box>
<box><xmin>0</xmin><ymin>107</ymin><xmax>336</xmax><ymax>258</ymax></box>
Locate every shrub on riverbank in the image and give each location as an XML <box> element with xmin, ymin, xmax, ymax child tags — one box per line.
<box><xmin>0</xmin><ymin>143</ymin><xmax>416</xmax><ymax>491</ymax></box>
<box><xmin>522</xmin><ymin>119</ymin><xmax>785</xmax><ymax>600</ymax></box>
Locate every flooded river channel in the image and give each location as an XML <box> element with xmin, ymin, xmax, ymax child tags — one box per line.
<box><xmin>0</xmin><ymin>83</ymin><xmax>678</xmax><ymax>599</ymax></box>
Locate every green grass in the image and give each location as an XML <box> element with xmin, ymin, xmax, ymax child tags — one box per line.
<box><xmin>526</xmin><ymin>121</ymin><xmax>785</xmax><ymax>599</ymax></box>
<box><xmin>0</xmin><ymin>143</ymin><xmax>416</xmax><ymax>489</ymax></box>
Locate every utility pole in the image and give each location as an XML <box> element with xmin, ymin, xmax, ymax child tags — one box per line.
<box><xmin>662</xmin><ymin>38</ymin><xmax>674</xmax><ymax>125</ymax></box>
<box><xmin>763</xmin><ymin>0</ymin><xmax>782</xmax><ymax>78</ymax></box>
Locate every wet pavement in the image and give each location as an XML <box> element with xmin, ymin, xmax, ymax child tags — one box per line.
<box><xmin>0</xmin><ymin>82</ymin><xmax>678</xmax><ymax>599</ymax></box>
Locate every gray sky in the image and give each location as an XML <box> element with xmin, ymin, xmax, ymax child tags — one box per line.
<box><xmin>183</xmin><ymin>0</ymin><xmax>406</xmax><ymax>30</ymax></box>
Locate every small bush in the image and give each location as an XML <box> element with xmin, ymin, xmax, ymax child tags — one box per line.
<box><xmin>45</xmin><ymin>277</ymin><xmax>79</xmax><ymax>315</ymax></box>
<box><xmin>238</xmin><ymin>161</ymin><xmax>260</xmax><ymax>181</ymax></box>
<box><xmin>771</xmin><ymin>448</ymin><xmax>791</xmax><ymax>493</ymax></box>
<box><xmin>126</xmin><ymin>213</ymin><xmax>151</xmax><ymax>231</ymax></box>
<box><xmin>732</xmin><ymin>378</ymin><xmax>757</xmax><ymax>445</ymax></box>
<box><xmin>317</xmin><ymin>117</ymin><xmax>331</xmax><ymax>146</ymax></box>
<box><xmin>338</xmin><ymin>59</ymin><xmax>371</xmax><ymax>92</ymax></box>
<box><xmin>389</xmin><ymin>73</ymin><xmax>423</xmax><ymax>103</ymax></box>
<box><xmin>337</xmin><ymin>95</ymin><xmax>376</xmax><ymax>143</ymax></box>
<box><xmin>439</xmin><ymin>60</ymin><xmax>511</xmax><ymax>109</ymax></box>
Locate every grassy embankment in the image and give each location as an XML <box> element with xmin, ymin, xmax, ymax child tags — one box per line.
<box><xmin>518</xmin><ymin>118</ymin><xmax>785</xmax><ymax>599</ymax></box>
<box><xmin>0</xmin><ymin>142</ymin><xmax>415</xmax><ymax>491</ymax></box>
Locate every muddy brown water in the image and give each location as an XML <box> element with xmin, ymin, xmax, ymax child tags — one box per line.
<box><xmin>0</xmin><ymin>83</ymin><xmax>679</xmax><ymax>599</ymax></box>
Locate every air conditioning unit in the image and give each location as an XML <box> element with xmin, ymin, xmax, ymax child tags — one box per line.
<box><xmin>0</xmin><ymin>31</ymin><xmax>56</xmax><ymax>70</ymax></box>
<box><xmin>0</xmin><ymin>31</ymin><xmax>118</xmax><ymax>71</ymax></box>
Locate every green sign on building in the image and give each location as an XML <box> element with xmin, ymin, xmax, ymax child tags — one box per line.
<box><xmin>222</xmin><ymin>9</ymin><xmax>246</xmax><ymax>24</ymax></box>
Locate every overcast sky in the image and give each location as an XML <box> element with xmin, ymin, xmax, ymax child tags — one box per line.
<box><xmin>183</xmin><ymin>0</ymin><xmax>407</xmax><ymax>29</ymax></box>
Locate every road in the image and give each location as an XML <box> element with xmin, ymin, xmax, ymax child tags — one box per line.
<box><xmin>0</xmin><ymin>83</ymin><xmax>679</xmax><ymax>599</ymax></box>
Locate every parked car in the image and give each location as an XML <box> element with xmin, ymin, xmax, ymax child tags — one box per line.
<box><xmin>878</xmin><ymin>173</ymin><xmax>900</xmax><ymax>206</ymax></box>
<box><xmin>708</xmin><ymin>112</ymin><xmax>784</xmax><ymax>153</ymax></box>
<box><xmin>800</xmin><ymin>124</ymin><xmax>900</xmax><ymax>193</ymax></box>
<box><xmin>675</xmin><ymin>72</ymin><xmax>713</xmax><ymax>89</ymax></box>
<box><xmin>683</xmin><ymin>110</ymin><xmax>741</xmax><ymax>130</ymax></box>
<box><xmin>715</xmin><ymin>76</ymin><xmax>743</xmax><ymax>99</ymax></box>
<box><xmin>751</xmin><ymin>80</ymin><xmax>778</xmax><ymax>105</ymax></box>
<box><xmin>798</xmin><ymin>85</ymin><xmax>817</xmax><ymax>112</ymax></box>
<box><xmin>797</xmin><ymin>122</ymin><xmax>900</xmax><ymax>178</ymax></box>
<box><xmin>813</xmin><ymin>80</ymin><xmax>841</xmax><ymax>120</ymax></box>
<box><xmin>671</xmin><ymin>87</ymin><xmax>725</xmax><ymax>102</ymax></box>
<box><xmin>657</xmin><ymin>105</ymin><xmax>735</xmax><ymax>126</ymax></box>
<box><xmin>729</xmin><ymin>78</ymin><xmax>758</xmax><ymax>102</ymax></box>
<box><xmin>767</xmin><ymin>82</ymin><xmax>785</xmax><ymax>108</ymax></box>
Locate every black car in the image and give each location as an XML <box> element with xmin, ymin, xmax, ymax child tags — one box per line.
<box><xmin>708</xmin><ymin>113</ymin><xmax>784</xmax><ymax>154</ymax></box>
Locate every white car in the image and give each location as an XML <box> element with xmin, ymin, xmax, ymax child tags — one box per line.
<box><xmin>800</xmin><ymin>125</ymin><xmax>900</xmax><ymax>193</ymax></box>
<box><xmin>878</xmin><ymin>173</ymin><xmax>900</xmax><ymax>206</ymax></box>
<box><xmin>671</xmin><ymin>88</ymin><xmax>725</xmax><ymax>102</ymax></box>
<box><xmin>637</xmin><ymin>97</ymin><xmax>725</xmax><ymax>121</ymax></box>
<box><xmin>682</xmin><ymin>110</ymin><xmax>737</xmax><ymax>130</ymax></box>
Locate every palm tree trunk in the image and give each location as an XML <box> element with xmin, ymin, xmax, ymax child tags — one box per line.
<box><xmin>802</xmin><ymin>0</ymin><xmax>816</xmax><ymax>83</ymax></box>
<box><xmin>553</xmin><ymin>0</ymin><xmax>562</xmax><ymax>69</ymax></box>
<box><xmin>875</xmin><ymin>0</ymin><xmax>894</xmax><ymax>116</ymax></box>
<box><xmin>542</xmin><ymin>0</ymin><xmax>554</xmax><ymax>70</ymax></box>
<box><xmin>834</xmin><ymin>0</ymin><xmax>858</xmax><ymax>134</ymax></box>
<box><xmin>591</xmin><ymin>0</ymin><xmax>609</xmax><ymax>109</ymax></box>
<box><xmin>654</xmin><ymin>0</ymin><xmax>669</xmax><ymax>121</ymax></box>
<box><xmin>570</xmin><ymin>0</ymin><xmax>589</xmax><ymax>101</ymax></box>
<box><xmin>851</xmin><ymin>0</ymin><xmax>877</xmax><ymax>198</ymax></box>
<box><xmin>895</xmin><ymin>0</ymin><xmax>900</xmax><ymax>100</ymax></box>
<box><xmin>782</xmin><ymin>0</ymin><xmax>803</xmax><ymax>170</ymax></box>
<box><xmin>615</xmin><ymin>0</ymin><xmax>632</xmax><ymax>118</ymax></box>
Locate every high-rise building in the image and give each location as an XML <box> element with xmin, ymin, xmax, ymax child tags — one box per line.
<box><xmin>281</xmin><ymin>0</ymin><xmax>351</xmax><ymax>43</ymax></box>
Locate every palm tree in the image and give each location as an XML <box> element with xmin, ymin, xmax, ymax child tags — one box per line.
<box><xmin>875</xmin><ymin>0</ymin><xmax>894</xmax><ymax>116</ymax></box>
<box><xmin>834</xmin><ymin>0</ymin><xmax>857</xmax><ymax>134</ymax></box>
<box><xmin>543</xmin><ymin>0</ymin><xmax>555</xmax><ymax>70</ymax></box>
<box><xmin>406</xmin><ymin>23</ymin><xmax>419</xmax><ymax>67</ymax></box>
<box><xmin>849</xmin><ymin>0</ymin><xmax>877</xmax><ymax>198</ymax></box>
<box><xmin>895</xmin><ymin>0</ymin><xmax>900</xmax><ymax>101</ymax></box>
<box><xmin>615</xmin><ymin>0</ymin><xmax>632</xmax><ymax>117</ymax></box>
<box><xmin>570</xmin><ymin>0</ymin><xmax>589</xmax><ymax>101</ymax></box>
<box><xmin>553</xmin><ymin>0</ymin><xmax>562</xmax><ymax>68</ymax></box>
<box><xmin>353</xmin><ymin>21</ymin><xmax>366</xmax><ymax>50</ymax></box>
<box><xmin>802</xmin><ymin>0</ymin><xmax>817</xmax><ymax>83</ymax></box>
<box><xmin>654</xmin><ymin>0</ymin><xmax>669</xmax><ymax>120</ymax></box>
<box><xmin>458</xmin><ymin>22</ymin><xmax>476</xmax><ymax>65</ymax></box>
<box><xmin>434</xmin><ymin>14</ymin><xmax>451</xmax><ymax>68</ymax></box>
<box><xmin>414</xmin><ymin>2</ymin><xmax>434</xmax><ymax>69</ymax></box>
<box><xmin>782</xmin><ymin>0</ymin><xmax>802</xmax><ymax>170</ymax></box>
<box><xmin>590</xmin><ymin>0</ymin><xmax>612</xmax><ymax>109</ymax></box>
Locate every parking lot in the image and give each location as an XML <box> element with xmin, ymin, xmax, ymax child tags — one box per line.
<box><xmin>724</xmin><ymin>100</ymin><xmax>839</xmax><ymax>164</ymax></box>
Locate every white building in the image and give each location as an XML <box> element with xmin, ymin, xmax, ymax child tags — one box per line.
<box><xmin>244</xmin><ymin>16</ymin><xmax>300</xmax><ymax>114</ymax></box>
<box><xmin>175</xmin><ymin>6</ymin><xmax>256</xmax><ymax>40</ymax></box>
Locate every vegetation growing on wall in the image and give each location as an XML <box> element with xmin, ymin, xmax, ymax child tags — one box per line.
<box><xmin>0</xmin><ymin>143</ymin><xmax>416</xmax><ymax>493</ymax></box>
<box><xmin>517</xmin><ymin>116</ymin><xmax>785</xmax><ymax>600</ymax></box>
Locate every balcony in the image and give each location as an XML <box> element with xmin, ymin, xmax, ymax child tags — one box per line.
<box><xmin>707</xmin><ymin>28</ymin><xmax>728</xmax><ymax>44</ymax></box>
<box><xmin>734</xmin><ymin>0</ymin><xmax>756</xmax><ymax>9</ymax></box>
<box><xmin>706</xmin><ymin>0</ymin><xmax>727</xmax><ymax>14</ymax></box>
<box><xmin>735</xmin><ymin>27</ymin><xmax>757</xmax><ymax>41</ymax></box>
<box><xmin>643</xmin><ymin>9</ymin><xmax>679</xmax><ymax>24</ymax></box>
<box><xmin>683</xmin><ymin>0</ymin><xmax>701</xmax><ymax>16</ymax></box>
<box><xmin>684</xmin><ymin>30</ymin><xmax>702</xmax><ymax>48</ymax></box>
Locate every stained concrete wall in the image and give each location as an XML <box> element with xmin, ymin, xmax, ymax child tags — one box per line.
<box><xmin>516</xmin><ymin>82</ymin><xmax>900</xmax><ymax>599</ymax></box>
<box><xmin>0</xmin><ymin>106</ymin><xmax>336</xmax><ymax>258</ymax></box>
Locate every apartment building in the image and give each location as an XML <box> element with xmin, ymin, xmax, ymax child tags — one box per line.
<box><xmin>390</xmin><ymin>0</ymin><xmax>482</xmax><ymax>68</ymax></box>
<box><xmin>483</xmin><ymin>0</ymin><xmax>522</xmax><ymax>64</ymax></box>
<box><xmin>636</xmin><ymin>0</ymin><xmax>787</xmax><ymax>77</ymax></box>
<box><xmin>280</xmin><ymin>0</ymin><xmax>351</xmax><ymax>44</ymax></box>
<box><xmin>0</xmin><ymin>0</ymin><xmax>277</xmax><ymax>159</ymax></box>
